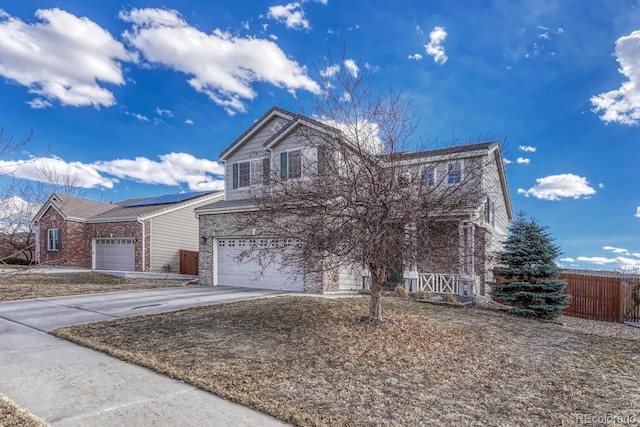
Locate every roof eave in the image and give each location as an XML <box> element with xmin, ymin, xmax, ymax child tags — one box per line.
<box><xmin>219</xmin><ymin>107</ymin><xmax>296</xmax><ymax>161</ymax></box>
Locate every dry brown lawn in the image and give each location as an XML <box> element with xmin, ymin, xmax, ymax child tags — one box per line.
<box><xmin>0</xmin><ymin>394</ymin><xmax>47</xmax><ymax>427</ymax></box>
<box><xmin>0</xmin><ymin>272</ymin><xmax>190</xmax><ymax>301</ymax></box>
<box><xmin>53</xmin><ymin>296</ymin><xmax>640</xmax><ymax>427</ymax></box>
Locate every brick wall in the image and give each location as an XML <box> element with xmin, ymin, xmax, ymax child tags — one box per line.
<box><xmin>37</xmin><ymin>207</ymin><xmax>91</xmax><ymax>267</ymax></box>
<box><xmin>86</xmin><ymin>221</ymin><xmax>146</xmax><ymax>271</ymax></box>
<box><xmin>37</xmin><ymin>206</ymin><xmax>147</xmax><ymax>271</ymax></box>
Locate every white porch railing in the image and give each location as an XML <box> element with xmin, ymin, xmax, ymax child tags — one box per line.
<box><xmin>416</xmin><ymin>273</ymin><xmax>459</xmax><ymax>294</ymax></box>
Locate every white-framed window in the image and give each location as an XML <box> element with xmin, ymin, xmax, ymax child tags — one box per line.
<box><xmin>280</xmin><ymin>150</ymin><xmax>302</xmax><ymax>179</ymax></box>
<box><xmin>447</xmin><ymin>161</ymin><xmax>462</xmax><ymax>184</ymax></box>
<box><xmin>487</xmin><ymin>197</ymin><xmax>495</xmax><ymax>228</ymax></box>
<box><xmin>232</xmin><ymin>157</ymin><xmax>270</xmax><ymax>188</ymax></box>
<box><xmin>423</xmin><ymin>165</ymin><xmax>436</xmax><ymax>186</ymax></box>
<box><xmin>238</xmin><ymin>161</ymin><xmax>250</xmax><ymax>187</ymax></box>
<box><xmin>47</xmin><ymin>229</ymin><xmax>59</xmax><ymax>251</ymax></box>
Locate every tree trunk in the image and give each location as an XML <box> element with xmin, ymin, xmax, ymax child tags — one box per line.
<box><xmin>369</xmin><ymin>266</ymin><xmax>384</xmax><ymax>322</ymax></box>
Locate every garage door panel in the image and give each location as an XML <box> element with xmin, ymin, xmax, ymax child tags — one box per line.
<box><xmin>216</xmin><ymin>238</ymin><xmax>302</xmax><ymax>292</ymax></box>
<box><xmin>95</xmin><ymin>239</ymin><xmax>135</xmax><ymax>271</ymax></box>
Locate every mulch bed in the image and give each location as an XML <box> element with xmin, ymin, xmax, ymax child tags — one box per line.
<box><xmin>52</xmin><ymin>296</ymin><xmax>640</xmax><ymax>426</ymax></box>
<box><xmin>0</xmin><ymin>273</ymin><xmax>191</xmax><ymax>301</ymax></box>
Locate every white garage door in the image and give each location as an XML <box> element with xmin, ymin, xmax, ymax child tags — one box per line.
<box><xmin>216</xmin><ymin>238</ymin><xmax>303</xmax><ymax>292</ymax></box>
<box><xmin>95</xmin><ymin>238</ymin><xmax>135</xmax><ymax>271</ymax></box>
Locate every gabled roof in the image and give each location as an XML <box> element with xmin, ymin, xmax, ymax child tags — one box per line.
<box><xmin>218</xmin><ymin>106</ymin><xmax>296</xmax><ymax>161</ymax></box>
<box><xmin>33</xmin><ymin>191</ymin><xmax>223</xmax><ymax>224</ymax></box>
<box><xmin>262</xmin><ymin>112</ymin><xmax>339</xmax><ymax>151</ymax></box>
<box><xmin>32</xmin><ymin>193</ymin><xmax>118</xmax><ymax>223</ymax></box>
<box><xmin>383</xmin><ymin>141</ymin><xmax>499</xmax><ymax>162</ymax></box>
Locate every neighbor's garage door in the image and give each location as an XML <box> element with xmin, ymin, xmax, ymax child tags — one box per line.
<box><xmin>216</xmin><ymin>238</ymin><xmax>303</xmax><ymax>291</ymax></box>
<box><xmin>95</xmin><ymin>238</ymin><xmax>135</xmax><ymax>271</ymax></box>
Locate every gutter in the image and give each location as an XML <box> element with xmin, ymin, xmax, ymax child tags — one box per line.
<box><xmin>137</xmin><ymin>217</ymin><xmax>146</xmax><ymax>271</ymax></box>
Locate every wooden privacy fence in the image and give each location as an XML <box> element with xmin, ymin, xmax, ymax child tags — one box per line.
<box><xmin>561</xmin><ymin>272</ymin><xmax>640</xmax><ymax>323</ymax></box>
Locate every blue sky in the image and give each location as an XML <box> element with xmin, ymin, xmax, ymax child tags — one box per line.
<box><xmin>1</xmin><ymin>0</ymin><xmax>639</xmax><ymax>271</ymax></box>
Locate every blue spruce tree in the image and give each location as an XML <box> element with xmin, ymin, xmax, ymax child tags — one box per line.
<box><xmin>490</xmin><ymin>211</ymin><xmax>569</xmax><ymax>322</ymax></box>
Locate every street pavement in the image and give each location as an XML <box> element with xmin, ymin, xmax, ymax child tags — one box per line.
<box><xmin>0</xmin><ymin>286</ymin><xmax>290</xmax><ymax>426</ymax></box>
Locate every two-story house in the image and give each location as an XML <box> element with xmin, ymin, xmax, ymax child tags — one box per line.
<box><xmin>195</xmin><ymin>106</ymin><xmax>513</xmax><ymax>295</ymax></box>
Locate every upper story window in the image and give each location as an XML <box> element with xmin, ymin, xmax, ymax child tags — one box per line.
<box><xmin>47</xmin><ymin>229</ymin><xmax>59</xmax><ymax>251</ymax></box>
<box><xmin>238</xmin><ymin>161</ymin><xmax>250</xmax><ymax>187</ymax></box>
<box><xmin>232</xmin><ymin>158</ymin><xmax>270</xmax><ymax>189</ymax></box>
<box><xmin>447</xmin><ymin>162</ymin><xmax>462</xmax><ymax>185</ymax></box>
<box><xmin>280</xmin><ymin>150</ymin><xmax>302</xmax><ymax>179</ymax></box>
<box><xmin>317</xmin><ymin>150</ymin><xmax>327</xmax><ymax>175</ymax></box>
<box><xmin>423</xmin><ymin>166</ymin><xmax>436</xmax><ymax>186</ymax></box>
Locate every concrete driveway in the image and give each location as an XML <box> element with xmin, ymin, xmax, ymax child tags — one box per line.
<box><xmin>0</xmin><ymin>286</ymin><xmax>290</xmax><ymax>426</ymax></box>
<box><xmin>0</xmin><ymin>285</ymin><xmax>287</xmax><ymax>331</ymax></box>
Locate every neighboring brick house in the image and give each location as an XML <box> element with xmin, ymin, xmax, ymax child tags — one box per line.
<box><xmin>195</xmin><ymin>106</ymin><xmax>513</xmax><ymax>295</ymax></box>
<box><xmin>32</xmin><ymin>191</ymin><xmax>223</xmax><ymax>272</ymax></box>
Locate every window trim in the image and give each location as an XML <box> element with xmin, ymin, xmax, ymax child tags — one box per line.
<box><xmin>47</xmin><ymin>228</ymin><xmax>60</xmax><ymax>251</ymax></box>
<box><xmin>238</xmin><ymin>161</ymin><xmax>251</xmax><ymax>188</ymax></box>
<box><xmin>447</xmin><ymin>161</ymin><xmax>463</xmax><ymax>185</ymax></box>
<box><xmin>233</xmin><ymin>157</ymin><xmax>271</xmax><ymax>189</ymax></box>
<box><xmin>423</xmin><ymin>165</ymin><xmax>436</xmax><ymax>186</ymax></box>
<box><xmin>487</xmin><ymin>197</ymin><xmax>495</xmax><ymax>228</ymax></box>
<box><xmin>280</xmin><ymin>150</ymin><xmax>303</xmax><ymax>179</ymax></box>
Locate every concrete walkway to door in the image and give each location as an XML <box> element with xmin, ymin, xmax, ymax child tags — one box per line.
<box><xmin>0</xmin><ymin>286</ymin><xmax>291</xmax><ymax>426</ymax></box>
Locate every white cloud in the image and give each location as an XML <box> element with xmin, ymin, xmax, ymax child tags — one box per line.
<box><xmin>120</xmin><ymin>8</ymin><xmax>320</xmax><ymax>115</ymax></box>
<box><xmin>518</xmin><ymin>145</ymin><xmax>536</xmax><ymax>152</ymax></box>
<box><xmin>503</xmin><ymin>158</ymin><xmax>512</xmax><ymax>165</ymax></box>
<box><xmin>320</xmin><ymin>64</ymin><xmax>340</xmax><ymax>78</ymax></box>
<box><xmin>425</xmin><ymin>26</ymin><xmax>448</xmax><ymax>65</ymax></box>
<box><xmin>516</xmin><ymin>157</ymin><xmax>530</xmax><ymax>165</ymax></box>
<box><xmin>0</xmin><ymin>152</ymin><xmax>225</xmax><ymax>191</ymax></box>
<box><xmin>184</xmin><ymin>119</ymin><xmax>194</xmax><ymax>125</ymax></box>
<box><xmin>320</xmin><ymin>118</ymin><xmax>382</xmax><ymax>154</ymax></box>
<box><xmin>27</xmin><ymin>98</ymin><xmax>52</xmax><ymax>109</ymax></box>
<box><xmin>517</xmin><ymin>173</ymin><xmax>596</xmax><ymax>201</ymax></box>
<box><xmin>603</xmin><ymin>246</ymin><xmax>629</xmax><ymax>254</ymax></box>
<box><xmin>93</xmin><ymin>152</ymin><xmax>225</xmax><ymax>191</ymax></box>
<box><xmin>636</xmin><ymin>207</ymin><xmax>640</xmax><ymax>218</ymax></box>
<box><xmin>0</xmin><ymin>156</ymin><xmax>117</xmax><ymax>189</ymax></box>
<box><xmin>125</xmin><ymin>111</ymin><xmax>149</xmax><ymax>122</ymax></box>
<box><xmin>576</xmin><ymin>256</ymin><xmax>640</xmax><ymax>268</ymax></box>
<box><xmin>267</xmin><ymin>3</ymin><xmax>310</xmax><ymax>30</ymax></box>
<box><xmin>156</xmin><ymin>107</ymin><xmax>173</xmax><ymax>117</ymax></box>
<box><xmin>560</xmin><ymin>257</ymin><xmax>575</xmax><ymax>263</ymax></box>
<box><xmin>408</xmin><ymin>53</ymin><xmax>423</xmax><ymax>61</ymax></box>
<box><xmin>0</xmin><ymin>8</ymin><xmax>136</xmax><ymax>108</ymax></box>
<box><xmin>591</xmin><ymin>30</ymin><xmax>640</xmax><ymax>125</ymax></box>
<box><xmin>343</xmin><ymin>59</ymin><xmax>359</xmax><ymax>78</ymax></box>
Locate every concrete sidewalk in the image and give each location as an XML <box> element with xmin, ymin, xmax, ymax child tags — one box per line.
<box><xmin>0</xmin><ymin>287</ymin><xmax>290</xmax><ymax>426</ymax></box>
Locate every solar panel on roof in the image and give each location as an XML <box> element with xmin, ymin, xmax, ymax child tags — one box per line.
<box><xmin>124</xmin><ymin>191</ymin><xmax>210</xmax><ymax>207</ymax></box>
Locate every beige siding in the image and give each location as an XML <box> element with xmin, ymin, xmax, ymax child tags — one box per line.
<box><xmin>483</xmin><ymin>152</ymin><xmax>510</xmax><ymax>256</ymax></box>
<box><xmin>225</xmin><ymin>116</ymin><xmax>292</xmax><ymax>201</ymax></box>
<box><xmin>148</xmin><ymin>199</ymin><xmax>214</xmax><ymax>272</ymax></box>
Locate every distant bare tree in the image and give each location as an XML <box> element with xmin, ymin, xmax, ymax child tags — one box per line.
<box><xmin>0</xmin><ymin>129</ymin><xmax>34</xmax><ymax>263</ymax></box>
<box><xmin>34</xmin><ymin>163</ymin><xmax>87</xmax><ymax>200</ymax></box>
<box><xmin>0</xmin><ymin>129</ymin><xmax>86</xmax><ymax>264</ymax></box>
<box><xmin>237</xmin><ymin>61</ymin><xmax>498</xmax><ymax>322</ymax></box>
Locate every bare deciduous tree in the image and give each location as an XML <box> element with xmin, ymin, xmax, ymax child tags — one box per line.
<box><xmin>0</xmin><ymin>129</ymin><xmax>87</xmax><ymax>264</ymax></box>
<box><xmin>238</xmin><ymin>62</ymin><xmax>501</xmax><ymax>322</ymax></box>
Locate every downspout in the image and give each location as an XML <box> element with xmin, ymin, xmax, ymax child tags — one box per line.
<box><xmin>137</xmin><ymin>217</ymin><xmax>146</xmax><ymax>271</ymax></box>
